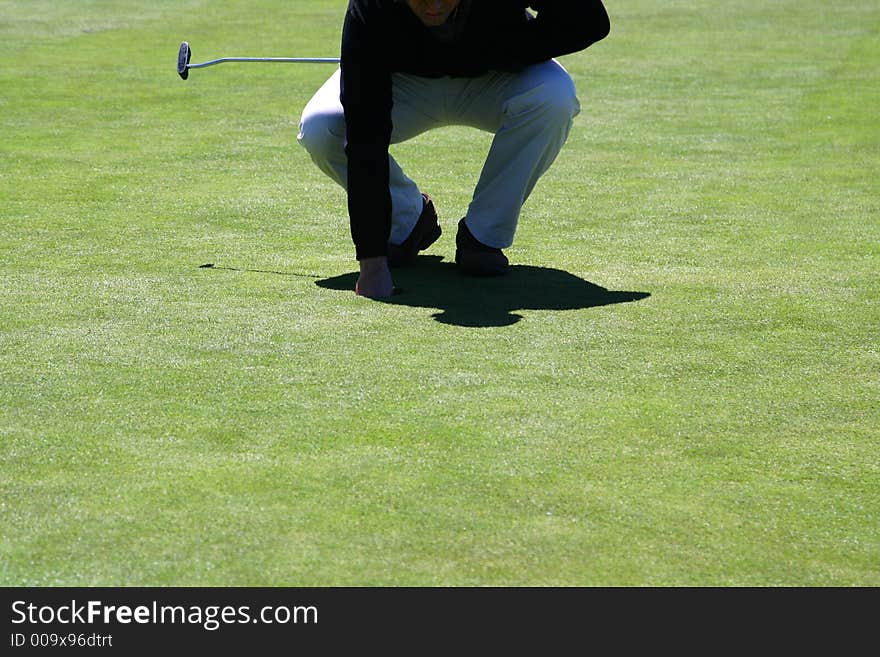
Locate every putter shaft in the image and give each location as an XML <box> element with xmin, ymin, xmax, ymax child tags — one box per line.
<box><xmin>188</xmin><ymin>56</ymin><xmax>340</xmax><ymax>70</ymax></box>
<box><xmin>177</xmin><ymin>42</ymin><xmax>338</xmax><ymax>80</ymax></box>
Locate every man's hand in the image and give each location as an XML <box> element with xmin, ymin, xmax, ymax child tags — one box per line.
<box><xmin>355</xmin><ymin>256</ymin><xmax>394</xmax><ymax>298</ymax></box>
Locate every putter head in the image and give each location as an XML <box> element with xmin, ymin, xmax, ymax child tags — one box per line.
<box><xmin>177</xmin><ymin>41</ymin><xmax>191</xmax><ymax>80</ymax></box>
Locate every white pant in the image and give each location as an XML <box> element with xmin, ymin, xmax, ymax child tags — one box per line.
<box><xmin>297</xmin><ymin>60</ymin><xmax>580</xmax><ymax>248</ymax></box>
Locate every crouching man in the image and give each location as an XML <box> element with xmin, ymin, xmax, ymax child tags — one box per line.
<box><xmin>298</xmin><ymin>0</ymin><xmax>610</xmax><ymax>297</ymax></box>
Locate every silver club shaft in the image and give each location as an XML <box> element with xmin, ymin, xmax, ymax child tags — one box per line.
<box><xmin>187</xmin><ymin>57</ymin><xmax>339</xmax><ymax>70</ymax></box>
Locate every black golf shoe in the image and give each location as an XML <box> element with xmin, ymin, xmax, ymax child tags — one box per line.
<box><xmin>455</xmin><ymin>218</ymin><xmax>510</xmax><ymax>276</ymax></box>
<box><xmin>387</xmin><ymin>193</ymin><xmax>442</xmax><ymax>267</ymax></box>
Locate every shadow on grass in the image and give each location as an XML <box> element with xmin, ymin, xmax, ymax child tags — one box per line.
<box><xmin>198</xmin><ymin>263</ymin><xmax>322</xmax><ymax>278</ymax></box>
<box><xmin>315</xmin><ymin>256</ymin><xmax>651</xmax><ymax>327</ymax></box>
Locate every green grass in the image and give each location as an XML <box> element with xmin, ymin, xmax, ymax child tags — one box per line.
<box><xmin>1</xmin><ymin>0</ymin><xmax>878</xmax><ymax>586</ymax></box>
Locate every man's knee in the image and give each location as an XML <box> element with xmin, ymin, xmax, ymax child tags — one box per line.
<box><xmin>507</xmin><ymin>66</ymin><xmax>581</xmax><ymax>124</ymax></box>
<box><xmin>297</xmin><ymin>109</ymin><xmax>345</xmax><ymax>158</ymax></box>
<box><xmin>547</xmin><ymin>74</ymin><xmax>581</xmax><ymax>121</ymax></box>
<box><xmin>535</xmin><ymin>74</ymin><xmax>580</xmax><ymax>124</ymax></box>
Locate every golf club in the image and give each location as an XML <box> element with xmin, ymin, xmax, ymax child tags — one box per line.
<box><xmin>177</xmin><ymin>41</ymin><xmax>339</xmax><ymax>80</ymax></box>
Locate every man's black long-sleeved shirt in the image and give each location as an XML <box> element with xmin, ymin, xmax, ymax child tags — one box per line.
<box><xmin>340</xmin><ymin>0</ymin><xmax>610</xmax><ymax>260</ymax></box>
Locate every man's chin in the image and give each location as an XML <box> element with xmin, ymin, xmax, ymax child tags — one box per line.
<box><xmin>420</xmin><ymin>14</ymin><xmax>449</xmax><ymax>26</ymax></box>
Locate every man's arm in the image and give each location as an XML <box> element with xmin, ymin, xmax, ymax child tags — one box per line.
<box><xmin>479</xmin><ymin>1</ymin><xmax>611</xmax><ymax>72</ymax></box>
<box><xmin>340</xmin><ymin>3</ymin><xmax>394</xmax><ymax>262</ymax></box>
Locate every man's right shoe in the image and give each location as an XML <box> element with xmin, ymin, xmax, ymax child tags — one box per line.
<box><xmin>455</xmin><ymin>218</ymin><xmax>510</xmax><ymax>276</ymax></box>
<box><xmin>387</xmin><ymin>193</ymin><xmax>442</xmax><ymax>267</ymax></box>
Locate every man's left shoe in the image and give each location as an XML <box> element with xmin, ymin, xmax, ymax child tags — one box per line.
<box><xmin>387</xmin><ymin>193</ymin><xmax>442</xmax><ymax>267</ymax></box>
<box><xmin>455</xmin><ymin>218</ymin><xmax>510</xmax><ymax>276</ymax></box>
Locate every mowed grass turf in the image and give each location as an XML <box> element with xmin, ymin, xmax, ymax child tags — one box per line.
<box><xmin>1</xmin><ymin>0</ymin><xmax>877</xmax><ymax>586</ymax></box>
